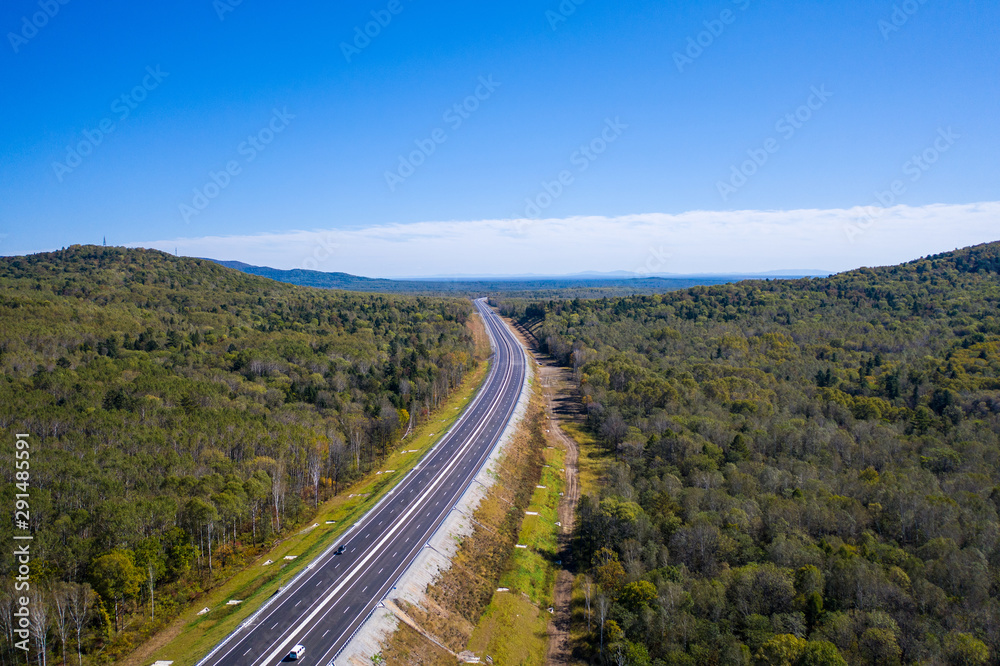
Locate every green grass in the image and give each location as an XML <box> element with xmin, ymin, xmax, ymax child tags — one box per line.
<box><xmin>136</xmin><ymin>361</ymin><xmax>491</xmax><ymax>666</ymax></box>
<box><xmin>497</xmin><ymin>446</ymin><xmax>562</xmax><ymax>606</ymax></box>
<box><xmin>468</xmin><ymin>439</ymin><xmax>565</xmax><ymax>663</ymax></box>
<box><xmin>466</xmin><ymin>592</ymin><xmax>550</xmax><ymax>665</ymax></box>
<box><xmin>560</xmin><ymin>422</ymin><xmax>608</xmax><ymax>496</ymax></box>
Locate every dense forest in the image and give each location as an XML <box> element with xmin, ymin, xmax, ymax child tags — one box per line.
<box><xmin>0</xmin><ymin>245</ymin><xmax>481</xmax><ymax>663</ymax></box>
<box><xmin>500</xmin><ymin>242</ymin><xmax>1000</xmax><ymax>665</ymax></box>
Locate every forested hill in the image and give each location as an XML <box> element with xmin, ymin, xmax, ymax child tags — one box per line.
<box><xmin>0</xmin><ymin>245</ymin><xmax>481</xmax><ymax>661</ymax></box>
<box><xmin>501</xmin><ymin>241</ymin><xmax>1000</xmax><ymax>665</ymax></box>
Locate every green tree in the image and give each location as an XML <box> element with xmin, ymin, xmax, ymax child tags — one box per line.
<box><xmin>755</xmin><ymin>634</ymin><xmax>807</xmax><ymax>666</ymax></box>
<box><xmin>943</xmin><ymin>632</ymin><xmax>989</xmax><ymax>666</ymax></box>
<box><xmin>163</xmin><ymin>527</ymin><xmax>196</xmax><ymax>580</ymax></box>
<box><xmin>911</xmin><ymin>406</ymin><xmax>934</xmax><ymax>434</ymax></box>
<box><xmin>858</xmin><ymin>627</ymin><xmax>901</xmax><ymax>666</ymax></box>
<box><xmin>619</xmin><ymin>580</ymin><xmax>657</xmax><ymax>612</ymax></box>
<box><xmin>797</xmin><ymin>641</ymin><xmax>847</xmax><ymax>666</ymax></box>
<box><xmin>89</xmin><ymin>550</ymin><xmax>143</xmax><ymax>632</ymax></box>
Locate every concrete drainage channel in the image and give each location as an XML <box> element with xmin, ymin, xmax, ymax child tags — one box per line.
<box><xmin>332</xmin><ymin>332</ymin><xmax>533</xmax><ymax>665</ymax></box>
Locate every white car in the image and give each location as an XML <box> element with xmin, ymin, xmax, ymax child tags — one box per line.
<box><xmin>287</xmin><ymin>644</ymin><xmax>306</xmax><ymax>660</ymax></box>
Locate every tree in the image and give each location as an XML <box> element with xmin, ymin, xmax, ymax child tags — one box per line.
<box><xmin>163</xmin><ymin>527</ymin><xmax>195</xmax><ymax>580</ymax></box>
<box><xmin>755</xmin><ymin>634</ymin><xmax>806</xmax><ymax>666</ymax></box>
<box><xmin>911</xmin><ymin>406</ymin><xmax>933</xmax><ymax>434</ymax></box>
<box><xmin>67</xmin><ymin>582</ymin><xmax>95</xmax><ymax>666</ymax></box>
<box><xmin>89</xmin><ymin>550</ymin><xmax>142</xmax><ymax>632</ymax></box>
<box><xmin>600</xmin><ymin>411</ymin><xmax>628</xmax><ymax>449</ymax></box>
<box><xmin>50</xmin><ymin>583</ymin><xmax>72</xmax><ymax>666</ymax></box>
<box><xmin>244</xmin><ymin>470</ymin><xmax>271</xmax><ymax>544</ymax></box>
<box><xmin>29</xmin><ymin>587</ymin><xmax>50</xmax><ymax>666</ymax></box>
<box><xmin>308</xmin><ymin>443</ymin><xmax>323</xmax><ymax>508</ymax></box>
<box><xmin>592</xmin><ymin>548</ymin><xmax>626</xmax><ymax>595</ymax></box>
<box><xmin>619</xmin><ymin>580</ymin><xmax>657</xmax><ymax>612</ymax></box>
<box><xmin>597</xmin><ymin>595</ymin><xmax>610</xmax><ymax>655</ymax></box>
<box><xmin>798</xmin><ymin>641</ymin><xmax>847</xmax><ymax>666</ymax></box>
<box><xmin>183</xmin><ymin>497</ymin><xmax>220</xmax><ymax>573</ymax></box>
<box><xmin>943</xmin><ymin>632</ymin><xmax>989</xmax><ymax>666</ymax></box>
<box><xmin>327</xmin><ymin>435</ymin><xmax>349</xmax><ymax>496</ymax></box>
<box><xmin>134</xmin><ymin>536</ymin><xmax>166</xmax><ymax>621</ymax></box>
<box><xmin>271</xmin><ymin>459</ymin><xmax>287</xmax><ymax>533</ymax></box>
<box><xmin>858</xmin><ymin>627</ymin><xmax>901</xmax><ymax>666</ymax></box>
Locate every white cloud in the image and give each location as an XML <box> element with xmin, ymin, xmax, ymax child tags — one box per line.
<box><xmin>131</xmin><ymin>202</ymin><xmax>1000</xmax><ymax>277</ymax></box>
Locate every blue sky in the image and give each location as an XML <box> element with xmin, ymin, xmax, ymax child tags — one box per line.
<box><xmin>1</xmin><ymin>0</ymin><xmax>998</xmax><ymax>276</ymax></box>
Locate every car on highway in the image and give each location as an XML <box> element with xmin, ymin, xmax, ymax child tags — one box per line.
<box><xmin>336</xmin><ymin>544</ymin><xmax>345</xmax><ymax>555</ymax></box>
<box><xmin>287</xmin><ymin>644</ymin><xmax>306</xmax><ymax>660</ymax></box>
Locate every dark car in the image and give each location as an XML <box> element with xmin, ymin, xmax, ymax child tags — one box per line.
<box><xmin>336</xmin><ymin>544</ymin><xmax>346</xmax><ymax>555</ymax></box>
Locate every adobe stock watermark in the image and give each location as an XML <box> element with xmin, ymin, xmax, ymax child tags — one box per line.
<box><xmin>674</xmin><ymin>0</ymin><xmax>751</xmax><ymax>73</ymax></box>
<box><xmin>341</xmin><ymin>0</ymin><xmax>408</xmax><ymax>63</ymax></box>
<box><xmin>879</xmin><ymin>0</ymin><xmax>930</xmax><ymax>41</ymax></box>
<box><xmin>511</xmin><ymin>117</ymin><xmax>628</xmax><ymax>234</ymax></box>
<box><xmin>7</xmin><ymin>0</ymin><xmax>70</xmax><ymax>54</ymax></box>
<box><xmin>546</xmin><ymin>0</ymin><xmax>586</xmax><ymax>30</ymax></box>
<box><xmin>717</xmin><ymin>85</ymin><xmax>833</xmax><ymax>202</ymax></box>
<box><xmin>213</xmin><ymin>0</ymin><xmax>245</xmax><ymax>21</ymax></box>
<box><xmin>843</xmin><ymin>127</ymin><xmax>959</xmax><ymax>243</ymax></box>
<box><xmin>51</xmin><ymin>66</ymin><xmax>169</xmax><ymax>183</ymax></box>
<box><xmin>300</xmin><ymin>232</ymin><xmax>339</xmax><ymax>271</ymax></box>
<box><xmin>12</xmin><ymin>432</ymin><xmax>33</xmax><ymax>653</ymax></box>
<box><xmin>384</xmin><ymin>75</ymin><xmax>501</xmax><ymax>192</ymax></box>
<box><xmin>635</xmin><ymin>246</ymin><xmax>673</xmax><ymax>276</ymax></box>
<box><xmin>178</xmin><ymin>107</ymin><xmax>295</xmax><ymax>224</ymax></box>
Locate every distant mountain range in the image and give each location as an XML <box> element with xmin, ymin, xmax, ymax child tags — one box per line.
<box><xmin>401</xmin><ymin>268</ymin><xmax>831</xmax><ymax>280</ymax></box>
<box><xmin>203</xmin><ymin>259</ymin><xmax>827</xmax><ymax>296</ymax></box>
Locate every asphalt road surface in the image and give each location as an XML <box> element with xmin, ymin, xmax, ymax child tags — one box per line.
<box><xmin>196</xmin><ymin>297</ymin><xmax>526</xmax><ymax>666</ymax></box>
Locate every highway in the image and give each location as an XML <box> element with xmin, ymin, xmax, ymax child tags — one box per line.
<box><xmin>196</xmin><ymin>298</ymin><xmax>527</xmax><ymax>666</ymax></box>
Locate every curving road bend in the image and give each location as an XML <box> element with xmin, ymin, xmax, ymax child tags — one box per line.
<box><xmin>195</xmin><ymin>298</ymin><xmax>526</xmax><ymax>666</ymax></box>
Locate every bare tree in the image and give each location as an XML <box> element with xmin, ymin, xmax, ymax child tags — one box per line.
<box><xmin>29</xmin><ymin>588</ymin><xmax>49</xmax><ymax>666</ymax></box>
<box><xmin>308</xmin><ymin>444</ymin><xmax>322</xmax><ymax>508</ymax></box>
<box><xmin>271</xmin><ymin>458</ymin><xmax>286</xmax><ymax>533</ymax></box>
<box><xmin>0</xmin><ymin>585</ymin><xmax>16</xmax><ymax>666</ymax></box>
<box><xmin>598</xmin><ymin>594</ymin><xmax>610</xmax><ymax>656</ymax></box>
<box><xmin>327</xmin><ymin>435</ymin><xmax>348</xmax><ymax>495</ymax></box>
<box><xmin>584</xmin><ymin>577</ymin><xmax>593</xmax><ymax>631</ymax></box>
<box><xmin>621</xmin><ymin>538</ymin><xmax>643</xmax><ymax>572</ymax></box>
<box><xmin>148</xmin><ymin>565</ymin><xmax>157</xmax><ymax>621</ymax></box>
<box><xmin>345</xmin><ymin>415</ymin><xmax>368</xmax><ymax>471</ymax></box>
<box><xmin>67</xmin><ymin>582</ymin><xmax>95</xmax><ymax>666</ymax></box>
<box><xmin>51</xmin><ymin>583</ymin><xmax>72</xmax><ymax>666</ymax></box>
